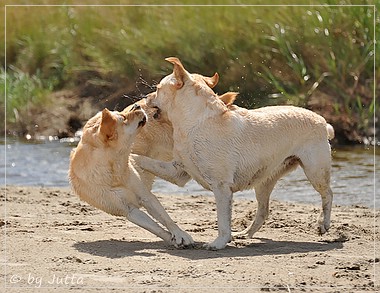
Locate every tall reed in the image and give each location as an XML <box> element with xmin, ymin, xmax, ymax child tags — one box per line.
<box><xmin>1</xmin><ymin>0</ymin><xmax>378</xmax><ymax>140</ymax></box>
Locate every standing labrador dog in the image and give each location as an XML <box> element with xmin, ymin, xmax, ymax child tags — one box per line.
<box><xmin>133</xmin><ymin>57</ymin><xmax>335</xmax><ymax>250</ymax></box>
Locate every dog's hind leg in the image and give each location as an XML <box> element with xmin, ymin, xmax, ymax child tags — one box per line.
<box><xmin>298</xmin><ymin>143</ymin><xmax>333</xmax><ymax>234</ymax></box>
<box><xmin>137</xmin><ymin>189</ymin><xmax>194</xmax><ymax>248</ymax></box>
<box><xmin>233</xmin><ymin>180</ymin><xmax>275</xmax><ymax>239</ymax></box>
<box><xmin>233</xmin><ymin>156</ymin><xmax>300</xmax><ymax>239</ymax></box>
<box><xmin>304</xmin><ymin>169</ymin><xmax>333</xmax><ymax>235</ymax></box>
<box><xmin>125</xmin><ymin>206</ymin><xmax>173</xmax><ymax>244</ymax></box>
<box><xmin>316</xmin><ymin>186</ymin><xmax>333</xmax><ymax>234</ymax></box>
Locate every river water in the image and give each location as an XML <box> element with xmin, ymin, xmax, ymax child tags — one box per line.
<box><xmin>1</xmin><ymin>137</ymin><xmax>378</xmax><ymax>208</ymax></box>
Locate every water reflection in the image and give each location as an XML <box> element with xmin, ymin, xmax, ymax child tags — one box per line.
<box><xmin>1</xmin><ymin>137</ymin><xmax>378</xmax><ymax>208</ymax></box>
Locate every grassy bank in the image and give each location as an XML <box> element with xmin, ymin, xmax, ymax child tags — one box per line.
<box><xmin>1</xmin><ymin>0</ymin><xmax>379</xmax><ymax>143</ymax></box>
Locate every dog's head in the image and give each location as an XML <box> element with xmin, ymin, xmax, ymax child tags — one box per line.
<box><xmin>146</xmin><ymin>57</ymin><xmax>220</xmax><ymax>114</ymax></box>
<box><xmin>122</xmin><ymin>97</ymin><xmax>167</xmax><ymax>123</ymax></box>
<box><xmin>121</xmin><ymin>98</ymin><xmax>174</xmax><ymax>156</ymax></box>
<box><xmin>81</xmin><ymin>107</ymin><xmax>147</xmax><ymax>149</ymax></box>
<box><xmin>119</xmin><ymin>92</ymin><xmax>238</xmax><ymax>160</ymax></box>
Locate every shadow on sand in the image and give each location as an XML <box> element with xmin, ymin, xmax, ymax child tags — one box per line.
<box><xmin>73</xmin><ymin>237</ymin><xmax>343</xmax><ymax>260</ymax></box>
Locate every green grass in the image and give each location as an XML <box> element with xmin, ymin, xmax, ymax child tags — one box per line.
<box><xmin>1</xmin><ymin>0</ymin><xmax>378</xmax><ymax>141</ymax></box>
<box><xmin>0</xmin><ymin>67</ymin><xmax>50</xmax><ymax>132</ymax></box>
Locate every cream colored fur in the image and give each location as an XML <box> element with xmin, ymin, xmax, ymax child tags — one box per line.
<box><xmin>126</xmin><ymin>71</ymin><xmax>219</xmax><ymax>189</ymax></box>
<box><xmin>69</xmin><ymin>107</ymin><xmax>193</xmax><ymax>247</ymax></box>
<box><xmin>124</xmin><ymin>99</ymin><xmax>175</xmax><ymax>189</ymax></box>
<box><xmin>134</xmin><ymin>57</ymin><xmax>335</xmax><ymax>250</ymax></box>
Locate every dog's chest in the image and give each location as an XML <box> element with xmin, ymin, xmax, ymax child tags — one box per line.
<box><xmin>108</xmin><ymin>160</ymin><xmax>130</xmax><ymax>186</ymax></box>
<box><xmin>172</xmin><ymin>134</ymin><xmax>213</xmax><ymax>190</ymax></box>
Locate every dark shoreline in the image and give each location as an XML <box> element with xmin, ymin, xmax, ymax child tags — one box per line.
<box><xmin>3</xmin><ymin>85</ymin><xmax>378</xmax><ymax>146</ymax></box>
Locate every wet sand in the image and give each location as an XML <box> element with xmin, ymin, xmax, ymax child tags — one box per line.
<box><xmin>1</xmin><ymin>186</ymin><xmax>379</xmax><ymax>292</ymax></box>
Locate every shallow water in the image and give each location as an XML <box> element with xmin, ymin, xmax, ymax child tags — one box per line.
<box><xmin>1</xmin><ymin>137</ymin><xmax>378</xmax><ymax>208</ymax></box>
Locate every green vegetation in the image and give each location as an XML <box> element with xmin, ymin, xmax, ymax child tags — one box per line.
<box><xmin>1</xmin><ymin>0</ymin><xmax>378</xmax><ymax>143</ymax></box>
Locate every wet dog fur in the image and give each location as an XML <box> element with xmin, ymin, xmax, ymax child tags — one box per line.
<box><xmin>133</xmin><ymin>57</ymin><xmax>335</xmax><ymax>250</ymax></box>
<box><xmin>69</xmin><ymin>107</ymin><xmax>193</xmax><ymax>247</ymax></box>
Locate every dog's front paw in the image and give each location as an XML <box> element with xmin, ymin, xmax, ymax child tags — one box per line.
<box><xmin>171</xmin><ymin>230</ymin><xmax>194</xmax><ymax>248</ymax></box>
<box><xmin>203</xmin><ymin>236</ymin><xmax>229</xmax><ymax>250</ymax></box>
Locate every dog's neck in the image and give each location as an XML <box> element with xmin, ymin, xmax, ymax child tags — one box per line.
<box><xmin>168</xmin><ymin>92</ymin><xmax>227</xmax><ymax>130</ymax></box>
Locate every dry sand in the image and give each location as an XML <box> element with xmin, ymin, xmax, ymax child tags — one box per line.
<box><xmin>1</xmin><ymin>185</ymin><xmax>379</xmax><ymax>292</ymax></box>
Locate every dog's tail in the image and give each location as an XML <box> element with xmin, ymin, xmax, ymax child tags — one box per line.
<box><xmin>326</xmin><ymin>123</ymin><xmax>335</xmax><ymax>140</ymax></box>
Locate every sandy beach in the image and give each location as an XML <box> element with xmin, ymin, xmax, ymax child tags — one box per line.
<box><xmin>1</xmin><ymin>185</ymin><xmax>379</xmax><ymax>292</ymax></box>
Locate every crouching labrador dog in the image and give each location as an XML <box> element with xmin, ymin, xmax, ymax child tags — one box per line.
<box><xmin>133</xmin><ymin>57</ymin><xmax>335</xmax><ymax>250</ymax></box>
<box><xmin>69</xmin><ymin>106</ymin><xmax>194</xmax><ymax>247</ymax></box>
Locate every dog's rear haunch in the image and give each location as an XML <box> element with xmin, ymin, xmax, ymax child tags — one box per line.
<box><xmin>134</xmin><ymin>57</ymin><xmax>335</xmax><ymax>250</ymax></box>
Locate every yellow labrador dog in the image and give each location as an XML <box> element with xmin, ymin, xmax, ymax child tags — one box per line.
<box><xmin>133</xmin><ymin>57</ymin><xmax>335</xmax><ymax>250</ymax></box>
<box><xmin>125</xmin><ymin>71</ymin><xmax>220</xmax><ymax>189</ymax></box>
<box><xmin>69</xmin><ymin>71</ymin><xmax>220</xmax><ymax>248</ymax></box>
<box><xmin>69</xmin><ymin>107</ymin><xmax>194</xmax><ymax>247</ymax></box>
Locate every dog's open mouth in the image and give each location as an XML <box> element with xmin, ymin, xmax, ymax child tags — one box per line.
<box><xmin>138</xmin><ymin>116</ymin><xmax>147</xmax><ymax>127</ymax></box>
<box><xmin>153</xmin><ymin>106</ymin><xmax>161</xmax><ymax>120</ymax></box>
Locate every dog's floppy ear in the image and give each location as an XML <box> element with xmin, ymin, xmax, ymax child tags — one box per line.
<box><xmin>99</xmin><ymin>108</ymin><xmax>117</xmax><ymax>141</ymax></box>
<box><xmin>203</xmin><ymin>72</ymin><xmax>219</xmax><ymax>88</ymax></box>
<box><xmin>165</xmin><ymin>57</ymin><xmax>188</xmax><ymax>89</ymax></box>
<box><xmin>218</xmin><ymin>92</ymin><xmax>239</xmax><ymax>106</ymax></box>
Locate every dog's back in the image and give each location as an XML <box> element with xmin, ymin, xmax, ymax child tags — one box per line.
<box><xmin>176</xmin><ymin>104</ymin><xmax>332</xmax><ymax>192</ymax></box>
